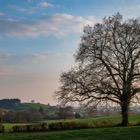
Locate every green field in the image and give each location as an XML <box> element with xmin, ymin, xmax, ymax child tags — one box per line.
<box><xmin>21</xmin><ymin>102</ymin><xmax>49</xmax><ymax>110</ymax></box>
<box><xmin>1</xmin><ymin>114</ymin><xmax>140</xmax><ymax>140</ymax></box>
<box><xmin>0</xmin><ymin>126</ymin><xmax>140</xmax><ymax>140</ymax></box>
<box><xmin>1</xmin><ymin>115</ymin><xmax>121</xmax><ymax>132</ymax></box>
<box><xmin>41</xmin><ymin>114</ymin><xmax>140</xmax><ymax>126</ymax></box>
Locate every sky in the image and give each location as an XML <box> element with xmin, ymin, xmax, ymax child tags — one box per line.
<box><xmin>0</xmin><ymin>0</ymin><xmax>140</xmax><ymax>105</ymax></box>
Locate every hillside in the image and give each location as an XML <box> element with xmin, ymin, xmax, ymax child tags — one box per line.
<box><xmin>0</xmin><ymin>99</ymin><xmax>21</xmax><ymax>110</ymax></box>
<box><xmin>21</xmin><ymin>102</ymin><xmax>49</xmax><ymax>110</ymax></box>
<box><xmin>0</xmin><ymin>98</ymin><xmax>49</xmax><ymax>111</ymax></box>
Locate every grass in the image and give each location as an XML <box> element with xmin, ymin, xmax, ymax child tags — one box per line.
<box><xmin>1</xmin><ymin>114</ymin><xmax>140</xmax><ymax>139</ymax></box>
<box><xmin>3</xmin><ymin>114</ymin><xmax>140</xmax><ymax>132</ymax></box>
<box><xmin>21</xmin><ymin>103</ymin><xmax>49</xmax><ymax>110</ymax></box>
<box><xmin>41</xmin><ymin>114</ymin><xmax>140</xmax><ymax>126</ymax></box>
<box><xmin>4</xmin><ymin>123</ymin><xmax>32</xmax><ymax>132</ymax></box>
<box><xmin>0</xmin><ymin>126</ymin><xmax>140</xmax><ymax>140</ymax></box>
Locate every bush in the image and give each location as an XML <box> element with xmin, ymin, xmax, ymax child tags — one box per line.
<box><xmin>13</xmin><ymin>125</ymin><xmax>27</xmax><ymax>132</ymax></box>
<box><xmin>0</xmin><ymin>125</ymin><xmax>4</xmax><ymax>133</ymax></box>
<box><xmin>61</xmin><ymin>121</ymin><xmax>93</xmax><ymax>130</ymax></box>
<box><xmin>48</xmin><ymin>121</ymin><xmax>94</xmax><ymax>131</ymax></box>
<box><xmin>12</xmin><ymin>122</ymin><xmax>93</xmax><ymax>132</ymax></box>
<box><xmin>12</xmin><ymin>123</ymin><xmax>49</xmax><ymax>132</ymax></box>
<box><xmin>48</xmin><ymin>122</ymin><xmax>63</xmax><ymax>130</ymax></box>
<box><xmin>12</xmin><ymin>120</ymin><xmax>115</xmax><ymax>132</ymax></box>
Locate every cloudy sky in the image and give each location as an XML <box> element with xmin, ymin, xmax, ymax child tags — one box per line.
<box><xmin>0</xmin><ymin>0</ymin><xmax>140</xmax><ymax>104</ymax></box>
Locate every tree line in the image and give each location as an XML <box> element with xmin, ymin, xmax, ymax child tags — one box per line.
<box><xmin>1</xmin><ymin>104</ymin><xmax>139</xmax><ymax>123</ymax></box>
<box><xmin>0</xmin><ymin>99</ymin><xmax>21</xmax><ymax>110</ymax></box>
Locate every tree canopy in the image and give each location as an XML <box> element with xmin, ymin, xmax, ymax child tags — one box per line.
<box><xmin>55</xmin><ymin>13</ymin><xmax>140</xmax><ymax>126</ymax></box>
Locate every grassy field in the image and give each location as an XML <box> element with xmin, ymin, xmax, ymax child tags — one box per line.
<box><xmin>0</xmin><ymin>126</ymin><xmax>140</xmax><ymax>140</ymax></box>
<box><xmin>2</xmin><ymin>115</ymin><xmax>121</xmax><ymax>132</ymax></box>
<box><xmin>21</xmin><ymin>102</ymin><xmax>49</xmax><ymax>110</ymax></box>
<box><xmin>4</xmin><ymin>123</ymin><xmax>31</xmax><ymax>132</ymax></box>
<box><xmin>3</xmin><ymin>114</ymin><xmax>140</xmax><ymax>132</ymax></box>
<box><xmin>1</xmin><ymin>114</ymin><xmax>140</xmax><ymax>140</ymax></box>
<box><xmin>40</xmin><ymin>114</ymin><xmax>140</xmax><ymax>126</ymax></box>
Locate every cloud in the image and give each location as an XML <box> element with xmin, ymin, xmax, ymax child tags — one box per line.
<box><xmin>0</xmin><ymin>54</ymin><xmax>13</xmax><ymax>61</ymax></box>
<box><xmin>23</xmin><ymin>53</ymin><xmax>47</xmax><ymax>64</ymax></box>
<box><xmin>0</xmin><ymin>66</ymin><xmax>14</xmax><ymax>75</ymax></box>
<box><xmin>22</xmin><ymin>52</ymin><xmax>74</xmax><ymax>65</ymax></box>
<box><xmin>0</xmin><ymin>12</ymin><xmax>5</xmax><ymax>16</ymax></box>
<box><xmin>40</xmin><ymin>2</ymin><xmax>54</xmax><ymax>8</ymax></box>
<box><xmin>34</xmin><ymin>54</ymin><xmax>47</xmax><ymax>60</ymax></box>
<box><xmin>0</xmin><ymin>53</ymin><xmax>48</xmax><ymax>64</ymax></box>
<box><xmin>119</xmin><ymin>4</ymin><xmax>140</xmax><ymax>19</ymax></box>
<box><xmin>8</xmin><ymin>4</ymin><xmax>35</xmax><ymax>15</ymax></box>
<box><xmin>8</xmin><ymin>1</ymin><xmax>54</xmax><ymax>15</ymax></box>
<box><xmin>0</xmin><ymin>14</ymin><xmax>96</xmax><ymax>37</ymax></box>
<box><xmin>0</xmin><ymin>53</ymin><xmax>46</xmax><ymax>67</ymax></box>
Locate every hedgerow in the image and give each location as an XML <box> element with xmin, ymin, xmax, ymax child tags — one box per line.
<box><xmin>12</xmin><ymin>120</ymin><xmax>115</xmax><ymax>132</ymax></box>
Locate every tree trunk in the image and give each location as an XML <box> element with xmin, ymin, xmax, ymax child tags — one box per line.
<box><xmin>121</xmin><ymin>102</ymin><xmax>129</xmax><ymax>126</ymax></box>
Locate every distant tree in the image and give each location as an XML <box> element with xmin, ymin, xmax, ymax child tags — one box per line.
<box><xmin>0</xmin><ymin>109</ymin><xmax>4</xmax><ymax>123</ymax></box>
<box><xmin>74</xmin><ymin>112</ymin><xmax>81</xmax><ymax>119</ymax></box>
<box><xmin>24</xmin><ymin>108</ymin><xmax>42</xmax><ymax>122</ymax></box>
<box><xmin>58</xmin><ymin>106</ymin><xmax>74</xmax><ymax>120</ymax></box>
<box><xmin>15</xmin><ymin>112</ymin><xmax>26</xmax><ymax>122</ymax></box>
<box><xmin>87</xmin><ymin>106</ymin><xmax>98</xmax><ymax>118</ymax></box>
<box><xmin>39</xmin><ymin>106</ymin><xmax>44</xmax><ymax>114</ymax></box>
<box><xmin>0</xmin><ymin>98</ymin><xmax>21</xmax><ymax>109</ymax></box>
<box><xmin>55</xmin><ymin>13</ymin><xmax>140</xmax><ymax>126</ymax></box>
<box><xmin>31</xmin><ymin>100</ymin><xmax>35</xmax><ymax>103</ymax></box>
<box><xmin>4</xmin><ymin>111</ymin><xmax>16</xmax><ymax>122</ymax></box>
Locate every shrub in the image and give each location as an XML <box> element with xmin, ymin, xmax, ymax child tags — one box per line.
<box><xmin>0</xmin><ymin>125</ymin><xmax>4</xmax><ymax>133</ymax></box>
<box><xmin>12</xmin><ymin>123</ymin><xmax>50</xmax><ymax>132</ymax></box>
<box><xmin>48</xmin><ymin>122</ymin><xmax>63</xmax><ymax>131</ymax></box>
<box><xmin>12</xmin><ymin>120</ymin><xmax>115</xmax><ymax>132</ymax></box>
<box><xmin>48</xmin><ymin>121</ymin><xmax>94</xmax><ymax>131</ymax></box>
<box><xmin>12</xmin><ymin>125</ymin><xmax>27</xmax><ymax>132</ymax></box>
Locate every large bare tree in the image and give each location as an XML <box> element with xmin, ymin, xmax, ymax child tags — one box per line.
<box><xmin>55</xmin><ymin>13</ymin><xmax>140</xmax><ymax>126</ymax></box>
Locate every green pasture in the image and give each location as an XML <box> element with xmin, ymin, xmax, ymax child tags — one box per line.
<box><xmin>2</xmin><ymin>116</ymin><xmax>119</xmax><ymax>132</ymax></box>
<box><xmin>3</xmin><ymin>114</ymin><xmax>140</xmax><ymax>132</ymax></box>
<box><xmin>0</xmin><ymin>126</ymin><xmax>140</xmax><ymax>140</ymax></box>
<box><xmin>4</xmin><ymin>123</ymin><xmax>31</xmax><ymax>132</ymax></box>
<box><xmin>21</xmin><ymin>102</ymin><xmax>49</xmax><ymax>110</ymax></box>
<box><xmin>40</xmin><ymin>114</ymin><xmax>140</xmax><ymax>126</ymax></box>
<box><xmin>1</xmin><ymin>114</ymin><xmax>139</xmax><ymax>140</ymax></box>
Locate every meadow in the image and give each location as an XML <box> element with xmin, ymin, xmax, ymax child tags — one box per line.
<box><xmin>0</xmin><ymin>126</ymin><xmax>140</xmax><ymax>140</ymax></box>
<box><xmin>0</xmin><ymin>114</ymin><xmax>140</xmax><ymax>140</ymax></box>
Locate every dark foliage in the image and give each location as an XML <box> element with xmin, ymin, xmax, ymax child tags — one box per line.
<box><xmin>0</xmin><ymin>98</ymin><xmax>21</xmax><ymax>110</ymax></box>
<box><xmin>12</xmin><ymin>120</ymin><xmax>116</xmax><ymax>132</ymax></box>
<box><xmin>0</xmin><ymin>124</ymin><xmax>4</xmax><ymax>133</ymax></box>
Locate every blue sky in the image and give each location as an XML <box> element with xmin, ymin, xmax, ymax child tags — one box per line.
<box><xmin>0</xmin><ymin>0</ymin><xmax>140</xmax><ymax>104</ymax></box>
